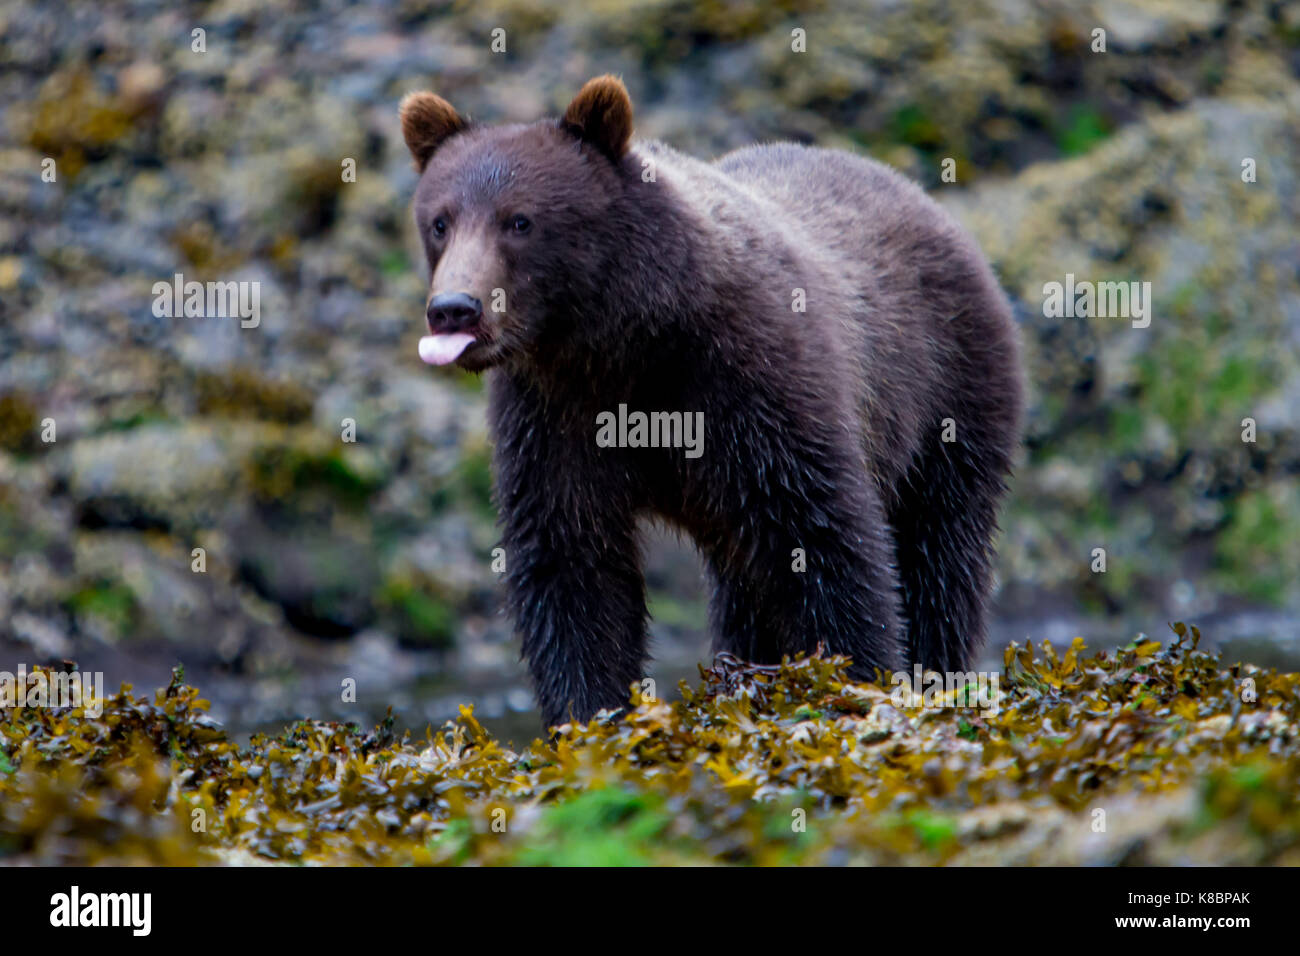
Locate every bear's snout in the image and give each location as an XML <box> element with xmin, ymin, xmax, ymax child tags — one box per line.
<box><xmin>426</xmin><ymin>292</ymin><xmax>483</xmax><ymax>333</ymax></box>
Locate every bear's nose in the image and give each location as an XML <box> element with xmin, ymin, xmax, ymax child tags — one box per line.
<box><xmin>427</xmin><ymin>292</ymin><xmax>483</xmax><ymax>332</ymax></box>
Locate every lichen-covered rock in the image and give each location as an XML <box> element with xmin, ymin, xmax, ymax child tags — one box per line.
<box><xmin>1</xmin><ymin>0</ymin><xmax>1298</xmax><ymax>733</ymax></box>
<box><xmin>944</xmin><ymin>97</ymin><xmax>1300</xmax><ymax>613</ymax></box>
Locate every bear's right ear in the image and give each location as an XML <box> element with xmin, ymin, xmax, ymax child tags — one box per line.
<box><xmin>399</xmin><ymin>91</ymin><xmax>468</xmax><ymax>172</ymax></box>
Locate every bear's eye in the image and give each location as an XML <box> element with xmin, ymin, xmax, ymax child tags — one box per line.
<box><xmin>509</xmin><ymin>214</ymin><xmax>532</xmax><ymax>235</ymax></box>
<box><xmin>432</xmin><ymin>217</ymin><xmax>448</xmax><ymax>238</ymax></box>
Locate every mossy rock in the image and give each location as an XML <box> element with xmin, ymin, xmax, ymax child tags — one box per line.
<box><xmin>377</xmin><ymin>575</ymin><xmax>458</xmax><ymax>650</ymax></box>
<box><xmin>0</xmin><ymin>392</ymin><xmax>40</xmax><ymax>453</ymax></box>
<box><xmin>194</xmin><ymin>367</ymin><xmax>315</xmax><ymax>425</ymax></box>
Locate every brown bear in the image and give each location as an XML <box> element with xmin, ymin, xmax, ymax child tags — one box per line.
<box><xmin>400</xmin><ymin>76</ymin><xmax>1023</xmax><ymax>729</ymax></box>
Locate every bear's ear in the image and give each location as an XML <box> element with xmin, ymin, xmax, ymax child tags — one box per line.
<box><xmin>561</xmin><ymin>75</ymin><xmax>633</xmax><ymax>160</ymax></box>
<box><xmin>399</xmin><ymin>91</ymin><xmax>468</xmax><ymax>172</ymax></box>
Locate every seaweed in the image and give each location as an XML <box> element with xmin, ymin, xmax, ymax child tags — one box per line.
<box><xmin>2</xmin><ymin>625</ymin><xmax>1296</xmax><ymax>865</ymax></box>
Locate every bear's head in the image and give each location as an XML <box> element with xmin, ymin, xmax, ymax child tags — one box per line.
<box><xmin>401</xmin><ymin>75</ymin><xmax>636</xmax><ymax>372</ymax></box>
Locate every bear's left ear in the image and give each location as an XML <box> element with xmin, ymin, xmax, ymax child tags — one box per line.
<box><xmin>400</xmin><ymin>91</ymin><xmax>468</xmax><ymax>172</ymax></box>
<box><xmin>561</xmin><ymin>75</ymin><xmax>633</xmax><ymax>160</ymax></box>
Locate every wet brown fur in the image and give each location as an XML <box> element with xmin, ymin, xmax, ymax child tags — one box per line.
<box><xmin>402</xmin><ymin>76</ymin><xmax>1024</xmax><ymax>728</ymax></box>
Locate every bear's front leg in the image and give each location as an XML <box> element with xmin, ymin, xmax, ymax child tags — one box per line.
<box><xmin>503</xmin><ymin>513</ymin><xmax>648</xmax><ymax>728</ymax></box>
<box><xmin>489</xmin><ymin>375</ymin><xmax>650</xmax><ymax>728</ymax></box>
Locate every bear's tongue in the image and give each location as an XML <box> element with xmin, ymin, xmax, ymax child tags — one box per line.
<box><xmin>418</xmin><ymin>333</ymin><xmax>476</xmax><ymax>366</ymax></box>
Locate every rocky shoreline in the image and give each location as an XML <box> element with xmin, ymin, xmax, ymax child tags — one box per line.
<box><xmin>1</xmin><ymin>0</ymin><xmax>1298</xmax><ymax>735</ymax></box>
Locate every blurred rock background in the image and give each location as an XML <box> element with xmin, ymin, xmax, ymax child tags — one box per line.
<box><xmin>1</xmin><ymin>0</ymin><xmax>1297</xmax><ymax>743</ymax></box>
